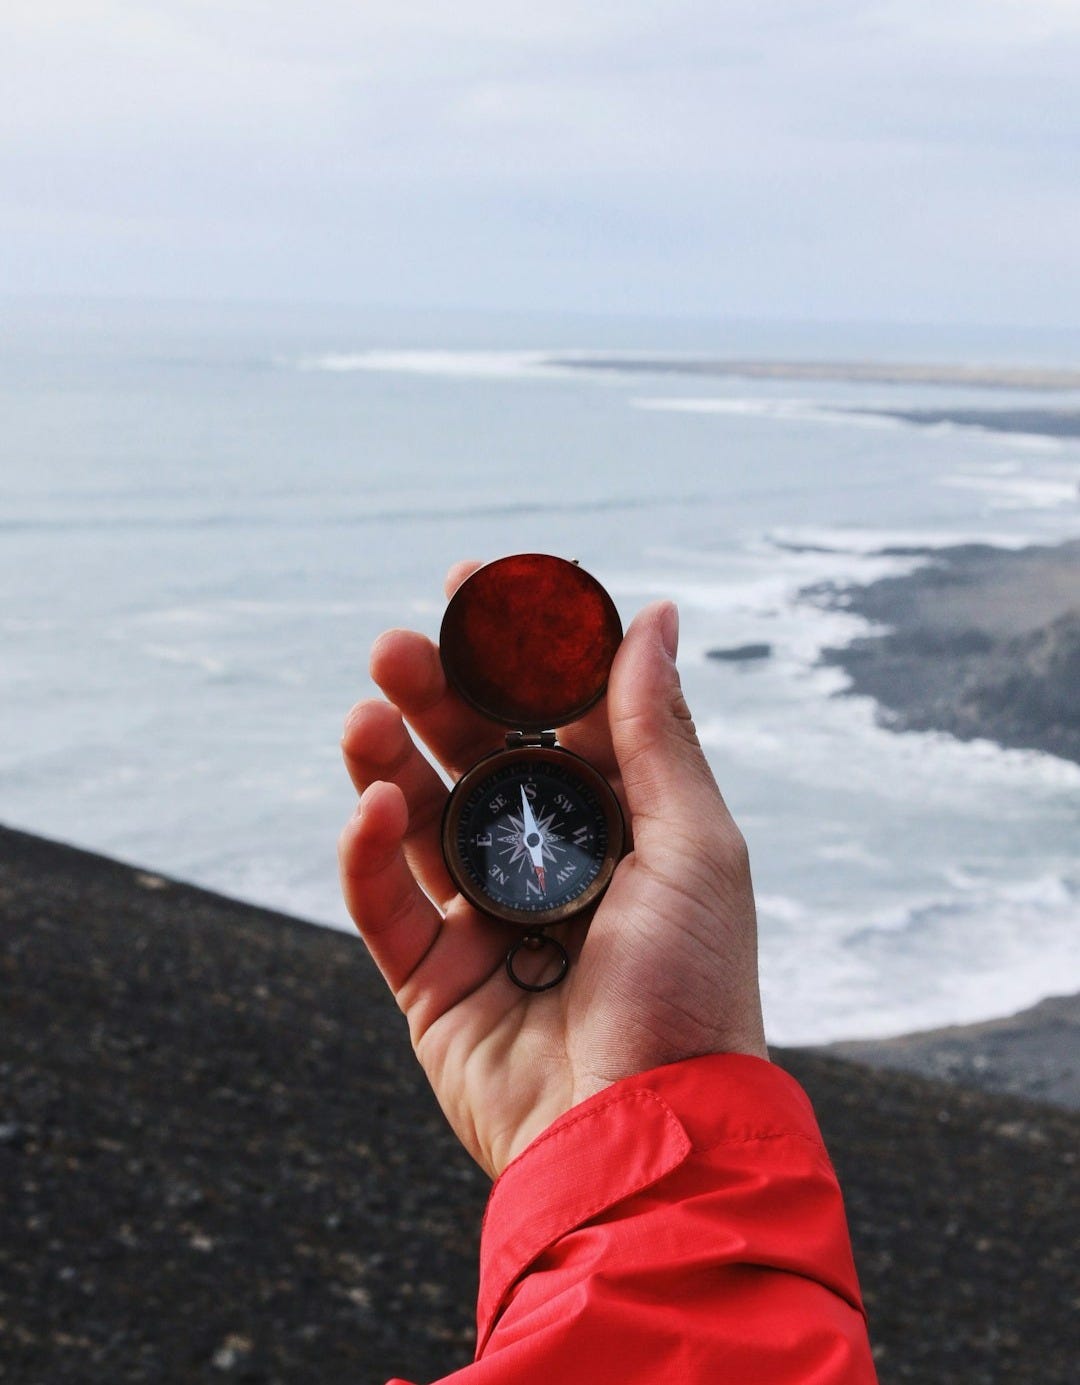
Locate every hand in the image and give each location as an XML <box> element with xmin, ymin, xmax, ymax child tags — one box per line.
<box><xmin>339</xmin><ymin>561</ymin><xmax>768</xmax><ymax>1179</ymax></box>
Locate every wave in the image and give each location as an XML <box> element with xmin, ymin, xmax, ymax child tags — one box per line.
<box><xmin>699</xmin><ymin>698</ymin><xmax>1080</xmax><ymax>800</ymax></box>
<box><xmin>764</xmin><ymin>523</ymin><xmax>1047</xmax><ymax>554</ymax></box>
<box><xmin>291</xmin><ymin>347</ymin><xmax>1080</xmax><ymax>403</ymax></box>
<box><xmin>760</xmin><ymin>866</ymin><xmax>1080</xmax><ymax>1044</ymax></box>
<box><xmin>631</xmin><ymin>395</ymin><xmax>906</xmax><ymax>432</ymax></box>
<box><xmin>0</xmin><ymin>492</ymin><xmax>686</xmax><ymax>535</ymax></box>
<box><xmin>632</xmin><ymin>395</ymin><xmax>1079</xmax><ymax>458</ymax></box>
<box><xmin>294</xmin><ymin>349</ymin><xmax>562</xmax><ymax>380</ymax></box>
<box><xmin>937</xmin><ymin>471</ymin><xmax>1079</xmax><ymax>511</ymax></box>
<box><xmin>139</xmin><ymin>643</ymin><xmax>229</xmax><ymax>676</ymax></box>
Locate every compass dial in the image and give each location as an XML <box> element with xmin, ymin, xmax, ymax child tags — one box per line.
<box><xmin>442</xmin><ymin>746</ymin><xmax>624</xmax><ymax>927</ymax></box>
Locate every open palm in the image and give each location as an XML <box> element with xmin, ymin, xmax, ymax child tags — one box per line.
<box><xmin>339</xmin><ymin>563</ymin><xmax>767</xmax><ymax>1178</ymax></box>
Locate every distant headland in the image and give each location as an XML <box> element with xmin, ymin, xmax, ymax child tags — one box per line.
<box><xmin>547</xmin><ymin>356</ymin><xmax>1080</xmax><ymax>392</ymax></box>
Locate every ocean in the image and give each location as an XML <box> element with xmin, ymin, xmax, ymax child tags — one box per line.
<box><xmin>3</xmin><ymin>296</ymin><xmax>1079</xmax><ymax>1044</ymax></box>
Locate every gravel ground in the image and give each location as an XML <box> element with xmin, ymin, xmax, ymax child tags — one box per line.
<box><xmin>2</xmin><ymin>825</ymin><xmax>1078</xmax><ymax>1385</ymax></box>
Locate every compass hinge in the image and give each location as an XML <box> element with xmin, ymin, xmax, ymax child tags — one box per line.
<box><xmin>505</xmin><ymin>731</ymin><xmax>557</xmax><ymax>749</ymax></box>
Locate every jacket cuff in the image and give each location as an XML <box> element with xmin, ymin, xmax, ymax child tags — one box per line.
<box><xmin>475</xmin><ymin>1053</ymin><xmax>858</xmax><ymax>1353</ymax></box>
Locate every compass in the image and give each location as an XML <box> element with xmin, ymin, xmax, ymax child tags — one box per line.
<box><xmin>439</xmin><ymin>554</ymin><xmax>625</xmax><ymax>991</ymax></box>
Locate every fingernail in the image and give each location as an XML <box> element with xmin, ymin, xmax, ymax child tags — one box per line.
<box><xmin>659</xmin><ymin>601</ymin><xmax>679</xmax><ymax>660</ymax></box>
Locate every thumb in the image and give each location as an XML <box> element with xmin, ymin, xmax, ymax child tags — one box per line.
<box><xmin>608</xmin><ymin>601</ymin><xmax>731</xmax><ymax>835</ymax></box>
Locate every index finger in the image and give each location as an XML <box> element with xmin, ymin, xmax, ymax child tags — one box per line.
<box><xmin>370</xmin><ymin>626</ymin><xmax>506</xmax><ymax>782</ymax></box>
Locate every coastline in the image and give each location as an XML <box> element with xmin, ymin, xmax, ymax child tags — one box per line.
<box><xmin>842</xmin><ymin>405</ymin><xmax>1080</xmax><ymax>438</ymax></box>
<box><xmin>810</xmin><ymin>538</ymin><xmax>1080</xmax><ymax>765</ymax></box>
<box><xmin>822</xmin><ymin>993</ymin><xmax>1080</xmax><ymax>1110</ymax></box>
<box><xmin>547</xmin><ymin>356</ymin><xmax>1080</xmax><ymax>392</ymax></box>
<box><xmin>2</xmin><ymin>824</ymin><xmax>1078</xmax><ymax>1382</ymax></box>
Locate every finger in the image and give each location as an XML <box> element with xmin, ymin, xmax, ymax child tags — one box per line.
<box><xmin>338</xmin><ymin>781</ymin><xmax>444</xmax><ymax>994</ymax></box>
<box><xmin>339</xmin><ymin>785</ymin><xmax>523</xmax><ymax>1047</ymax></box>
<box><xmin>444</xmin><ymin>558</ymin><xmax>483</xmax><ymax>599</ymax></box>
<box><xmin>395</xmin><ymin>896</ymin><xmax>516</xmax><ymax>1046</ymax></box>
<box><xmin>555</xmin><ymin>693</ymin><xmax>620</xmax><ymax>791</ymax></box>
<box><xmin>607</xmin><ymin>601</ymin><xmax>737</xmax><ymax>840</ymax></box>
<box><xmin>341</xmin><ymin>698</ymin><xmax>457</xmax><ymax>908</ymax></box>
<box><xmin>370</xmin><ymin>628</ymin><xmax>505</xmax><ymax>779</ymax></box>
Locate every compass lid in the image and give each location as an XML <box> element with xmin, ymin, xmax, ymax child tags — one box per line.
<box><xmin>439</xmin><ymin>554</ymin><xmax>623</xmax><ymax>732</ymax></box>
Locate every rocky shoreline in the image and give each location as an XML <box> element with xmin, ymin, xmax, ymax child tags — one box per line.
<box><xmin>844</xmin><ymin>406</ymin><xmax>1080</xmax><ymax>438</ymax></box>
<box><xmin>811</xmin><ymin>538</ymin><xmax>1080</xmax><ymax>765</ymax></box>
<box><xmin>824</xmin><ymin>992</ymin><xmax>1080</xmax><ymax>1110</ymax></box>
<box><xmin>2</xmin><ymin>825</ymin><xmax>1079</xmax><ymax>1383</ymax></box>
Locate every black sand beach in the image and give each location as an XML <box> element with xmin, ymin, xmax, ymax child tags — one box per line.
<box><xmin>2</xmin><ymin>824</ymin><xmax>1078</xmax><ymax>1384</ymax></box>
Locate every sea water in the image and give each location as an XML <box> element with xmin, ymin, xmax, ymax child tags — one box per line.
<box><xmin>2</xmin><ymin>297</ymin><xmax>1079</xmax><ymax>1043</ymax></box>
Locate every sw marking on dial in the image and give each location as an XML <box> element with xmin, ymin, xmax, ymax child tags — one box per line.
<box><xmin>444</xmin><ymin>751</ymin><xmax>621</xmax><ymax>925</ymax></box>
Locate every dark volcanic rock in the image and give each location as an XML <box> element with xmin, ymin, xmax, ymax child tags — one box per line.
<box><xmin>707</xmin><ymin>642</ymin><xmax>773</xmax><ymax>663</ymax></box>
<box><xmin>2</xmin><ymin>825</ymin><xmax>1079</xmax><ymax>1383</ymax></box>
<box><xmin>824</xmin><ymin>993</ymin><xmax>1080</xmax><ymax>1110</ymax></box>
<box><xmin>844</xmin><ymin>407</ymin><xmax>1080</xmax><ymax>438</ymax></box>
<box><xmin>812</xmin><ymin>540</ymin><xmax>1080</xmax><ymax>764</ymax></box>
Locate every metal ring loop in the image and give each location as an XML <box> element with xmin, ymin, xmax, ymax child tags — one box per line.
<box><xmin>505</xmin><ymin>931</ymin><xmax>570</xmax><ymax>992</ymax></box>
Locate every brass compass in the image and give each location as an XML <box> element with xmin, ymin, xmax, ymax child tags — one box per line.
<box><xmin>439</xmin><ymin>555</ymin><xmax>625</xmax><ymax>990</ymax></box>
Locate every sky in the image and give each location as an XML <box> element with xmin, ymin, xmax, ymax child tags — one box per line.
<box><xmin>2</xmin><ymin>0</ymin><xmax>1079</xmax><ymax>325</ymax></box>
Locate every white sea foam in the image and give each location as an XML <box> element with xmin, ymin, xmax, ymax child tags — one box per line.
<box><xmin>295</xmin><ymin>349</ymin><xmax>560</xmax><ymax>380</ymax></box>
<box><xmin>763</xmin><ymin>523</ymin><xmax>1040</xmax><ymax>553</ymax></box>
<box><xmin>938</xmin><ymin>471</ymin><xmax>1080</xmax><ymax>510</ymax></box>
<box><xmin>615</xmin><ymin>541</ymin><xmax>922</xmax><ymax>610</ymax></box>
<box><xmin>609</xmin><ymin>537</ymin><xmax>925</xmax><ymax>682</ymax></box>
<box><xmin>761</xmin><ymin>869</ymin><xmax>1080</xmax><ymax>1044</ymax></box>
<box><xmin>699</xmin><ymin>696</ymin><xmax>1080</xmax><ymax>801</ymax></box>
<box><xmin>139</xmin><ymin>643</ymin><xmax>228</xmax><ymax>676</ymax></box>
<box><xmin>631</xmin><ymin>395</ymin><xmax>906</xmax><ymax>432</ymax></box>
<box><xmin>815</xmin><ymin>841</ymin><xmax>891</xmax><ymax>869</ymax></box>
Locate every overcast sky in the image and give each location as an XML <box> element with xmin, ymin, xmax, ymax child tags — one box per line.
<box><xmin>3</xmin><ymin>0</ymin><xmax>1079</xmax><ymax>324</ymax></box>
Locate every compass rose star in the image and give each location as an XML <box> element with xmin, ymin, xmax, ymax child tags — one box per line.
<box><xmin>536</xmin><ymin>809</ymin><xmax>566</xmax><ymax>862</ymax></box>
<box><xmin>498</xmin><ymin>812</ymin><xmax>533</xmax><ymax>873</ymax></box>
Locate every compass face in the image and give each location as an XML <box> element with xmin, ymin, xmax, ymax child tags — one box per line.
<box><xmin>442</xmin><ymin>747</ymin><xmax>624</xmax><ymax>927</ymax></box>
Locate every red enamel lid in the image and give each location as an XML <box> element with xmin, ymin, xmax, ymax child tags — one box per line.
<box><xmin>439</xmin><ymin>554</ymin><xmax>623</xmax><ymax>731</ymax></box>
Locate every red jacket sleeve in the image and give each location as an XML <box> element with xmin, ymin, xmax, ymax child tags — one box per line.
<box><xmin>389</xmin><ymin>1054</ymin><xmax>878</xmax><ymax>1384</ymax></box>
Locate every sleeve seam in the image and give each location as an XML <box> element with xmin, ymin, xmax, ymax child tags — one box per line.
<box><xmin>695</xmin><ymin>1129</ymin><xmax>828</xmax><ymax>1155</ymax></box>
<box><xmin>483</xmin><ymin>1088</ymin><xmax>678</xmax><ymax>1235</ymax></box>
